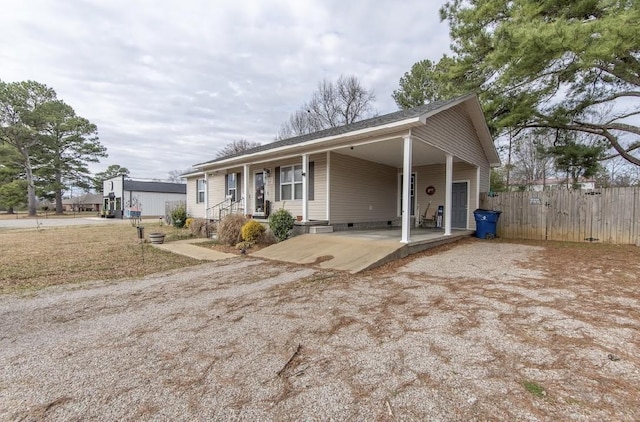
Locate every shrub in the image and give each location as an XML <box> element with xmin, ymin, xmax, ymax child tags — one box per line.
<box><xmin>217</xmin><ymin>214</ymin><xmax>247</xmax><ymax>246</ymax></box>
<box><xmin>185</xmin><ymin>217</ymin><xmax>194</xmax><ymax>228</ymax></box>
<box><xmin>257</xmin><ymin>229</ymin><xmax>277</xmax><ymax>246</ymax></box>
<box><xmin>188</xmin><ymin>218</ymin><xmax>215</xmax><ymax>237</ymax></box>
<box><xmin>241</xmin><ymin>220</ymin><xmax>266</xmax><ymax>242</ymax></box>
<box><xmin>235</xmin><ymin>241</ymin><xmax>253</xmax><ymax>251</ymax></box>
<box><xmin>268</xmin><ymin>208</ymin><xmax>295</xmax><ymax>242</ymax></box>
<box><xmin>171</xmin><ymin>204</ymin><xmax>187</xmax><ymax>228</ymax></box>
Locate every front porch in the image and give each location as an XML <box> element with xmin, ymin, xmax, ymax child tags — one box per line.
<box><xmin>252</xmin><ymin>228</ymin><xmax>474</xmax><ymax>273</ymax></box>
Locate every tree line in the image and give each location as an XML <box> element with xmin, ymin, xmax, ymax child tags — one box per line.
<box><xmin>0</xmin><ymin>81</ymin><xmax>106</xmax><ymax>215</ymax></box>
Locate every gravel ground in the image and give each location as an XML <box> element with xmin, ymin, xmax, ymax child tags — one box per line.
<box><xmin>1</xmin><ymin>240</ymin><xmax>639</xmax><ymax>421</ymax></box>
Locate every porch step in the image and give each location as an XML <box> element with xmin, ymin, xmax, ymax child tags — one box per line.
<box><xmin>309</xmin><ymin>226</ymin><xmax>333</xmax><ymax>234</ymax></box>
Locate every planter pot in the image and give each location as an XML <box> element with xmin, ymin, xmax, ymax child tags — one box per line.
<box><xmin>148</xmin><ymin>233</ymin><xmax>166</xmax><ymax>244</ymax></box>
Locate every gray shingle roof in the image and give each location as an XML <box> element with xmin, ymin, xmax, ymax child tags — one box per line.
<box><xmin>123</xmin><ymin>180</ymin><xmax>187</xmax><ymax>194</ymax></box>
<box><xmin>195</xmin><ymin>94</ymin><xmax>471</xmax><ymax>167</ymax></box>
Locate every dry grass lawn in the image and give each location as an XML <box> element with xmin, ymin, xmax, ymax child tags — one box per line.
<box><xmin>0</xmin><ymin>224</ymin><xmax>202</xmax><ymax>294</ymax></box>
<box><xmin>0</xmin><ymin>211</ymin><xmax>98</xmax><ymax>220</ymax></box>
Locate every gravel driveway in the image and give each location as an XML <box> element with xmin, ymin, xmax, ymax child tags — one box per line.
<box><xmin>1</xmin><ymin>240</ymin><xmax>638</xmax><ymax>421</ymax></box>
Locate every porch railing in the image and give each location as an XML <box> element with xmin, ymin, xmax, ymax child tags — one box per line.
<box><xmin>206</xmin><ymin>197</ymin><xmax>244</xmax><ymax>222</ymax></box>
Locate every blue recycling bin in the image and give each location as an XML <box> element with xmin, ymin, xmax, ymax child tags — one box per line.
<box><xmin>473</xmin><ymin>209</ymin><xmax>502</xmax><ymax>239</ymax></box>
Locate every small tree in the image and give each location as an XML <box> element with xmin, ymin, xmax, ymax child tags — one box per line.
<box><xmin>171</xmin><ymin>204</ymin><xmax>187</xmax><ymax>228</ymax></box>
<box><xmin>0</xmin><ymin>180</ymin><xmax>27</xmax><ymax>212</ymax></box>
<box><xmin>268</xmin><ymin>208</ymin><xmax>295</xmax><ymax>242</ymax></box>
<box><xmin>547</xmin><ymin>132</ymin><xmax>605</xmax><ymax>188</ymax></box>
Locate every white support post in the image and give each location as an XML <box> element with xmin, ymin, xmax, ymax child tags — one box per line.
<box><xmin>401</xmin><ymin>135</ymin><xmax>413</xmax><ymax>243</ymax></box>
<box><xmin>302</xmin><ymin>154</ymin><xmax>309</xmax><ymax>222</ymax></box>
<box><xmin>444</xmin><ymin>154</ymin><xmax>453</xmax><ymax>236</ymax></box>
<box><xmin>242</xmin><ymin>164</ymin><xmax>249</xmax><ymax>214</ymax></box>
<box><xmin>204</xmin><ymin>172</ymin><xmax>209</xmax><ymax>219</ymax></box>
<box><xmin>326</xmin><ymin>151</ymin><xmax>331</xmax><ymax>221</ymax></box>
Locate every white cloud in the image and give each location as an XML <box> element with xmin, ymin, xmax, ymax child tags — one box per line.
<box><xmin>0</xmin><ymin>0</ymin><xmax>452</xmax><ymax>179</ymax></box>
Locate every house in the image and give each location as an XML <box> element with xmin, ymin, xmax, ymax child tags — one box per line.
<box><xmin>59</xmin><ymin>193</ymin><xmax>103</xmax><ymax>212</ymax></box>
<box><xmin>183</xmin><ymin>94</ymin><xmax>500</xmax><ymax>243</ymax></box>
<box><xmin>103</xmin><ymin>176</ymin><xmax>186</xmax><ymax>218</ymax></box>
<box><xmin>525</xmin><ymin>177</ymin><xmax>596</xmax><ymax>192</ymax></box>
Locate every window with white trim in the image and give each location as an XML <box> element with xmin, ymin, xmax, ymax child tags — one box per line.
<box><xmin>280</xmin><ymin>165</ymin><xmax>303</xmax><ymax>200</ymax></box>
<box><xmin>227</xmin><ymin>173</ymin><xmax>237</xmax><ymax>201</ymax></box>
<box><xmin>196</xmin><ymin>179</ymin><xmax>205</xmax><ymax>203</ymax></box>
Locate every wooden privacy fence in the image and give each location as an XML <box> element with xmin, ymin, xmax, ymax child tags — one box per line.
<box><xmin>480</xmin><ymin>187</ymin><xmax>640</xmax><ymax>245</ymax></box>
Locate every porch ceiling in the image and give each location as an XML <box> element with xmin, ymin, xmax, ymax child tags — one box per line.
<box><xmin>333</xmin><ymin>137</ymin><xmax>460</xmax><ymax>168</ymax></box>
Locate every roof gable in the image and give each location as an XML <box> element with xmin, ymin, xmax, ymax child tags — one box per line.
<box><xmin>195</xmin><ymin>95</ymin><xmax>472</xmax><ymax>167</ymax></box>
<box><xmin>193</xmin><ymin>93</ymin><xmax>500</xmax><ymax>169</ymax></box>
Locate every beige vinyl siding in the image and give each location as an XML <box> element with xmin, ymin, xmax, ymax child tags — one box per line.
<box><xmin>266</xmin><ymin>154</ymin><xmax>327</xmax><ymax>220</ymax></box>
<box><xmin>478</xmin><ymin>161</ymin><xmax>490</xmax><ymax>193</ymax></box>
<box><xmin>186</xmin><ymin>177</ymin><xmax>203</xmax><ymax>218</ymax></box>
<box><xmin>414</xmin><ymin>103</ymin><xmax>490</xmax><ymax>168</ymax></box>
<box><xmin>207</xmin><ymin>173</ymin><xmax>227</xmax><ymax>215</ymax></box>
<box><xmin>329</xmin><ymin>152</ymin><xmax>397</xmax><ymax>224</ymax></box>
<box><xmin>308</xmin><ymin>153</ymin><xmax>327</xmax><ymax>220</ymax></box>
<box><xmin>414</xmin><ymin>103</ymin><xmax>492</xmax><ymax>195</ymax></box>
<box><xmin>412</xmin><ymin>162</ymin><xmax>480</xmax><ymax>229</ymax></box>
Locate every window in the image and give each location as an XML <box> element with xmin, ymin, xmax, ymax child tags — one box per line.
<box><xmin>196</xmin><ymin>179</ymin><xmax>205</xmax><ymax>203</ymax></box>
<box><xmin>227</xmin><ymin>173</ymin><xmax>237</xmax><ymax>201</ymax></box>
<box><xmin>280</xmin><ymin>165</ymin><xmax>303</xmax><ymax>200</ymax></box>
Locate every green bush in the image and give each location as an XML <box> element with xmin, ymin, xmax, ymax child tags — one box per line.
<box><xmin>241</xmin><ymin>220</ymin><xmax>266</xmax><ymax>242</ymax></box>
<box><xmin>217</xmin><ymin>214</ymin><xmax>248</xmax><ymax>246</ymax></box>
<box><xmin>268</xmin><ymin>208</ymin><xmax>295</xmax><ymax>242</ymax></box>
<box><xmin>171</xmin><ymin>204</ymin><xmax>187</xmax><ymax>228</ymax></box>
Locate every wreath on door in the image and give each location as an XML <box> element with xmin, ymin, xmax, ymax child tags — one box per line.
<box><xmin>426</xmin><ymin>186</ymin><xmax>436</xmax><ymax>196</ymax></box>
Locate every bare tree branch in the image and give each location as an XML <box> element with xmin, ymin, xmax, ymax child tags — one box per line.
<box><xmin>216</xmin><ymin>139</ymin><xmax>261</xmax><ymax>158</ymax></box>
<box><xmin>277</xmin><ymin>75</ymin><xmax>376</xmax><ymax>139</ymax></box>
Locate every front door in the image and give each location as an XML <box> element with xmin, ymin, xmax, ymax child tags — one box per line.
<box><xmin>399</xmin><ymin>173</ymin><xmax>416</xmax><ymax>216</ymax></box>
<box><xmin>452</xmin><ymin>182</ymin><xmax>468</xmax><ymax>228</ymax></box>
<box><xmin>254</xmin><ymin>172</ymin><xmax>265</xmax><ymax>215</ymax></box>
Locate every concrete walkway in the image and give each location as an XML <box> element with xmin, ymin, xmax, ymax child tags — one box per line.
<box><xmin>151</xmin><ymin>238</ymin><xmax>236</xmax><ymax>261</ymax></box>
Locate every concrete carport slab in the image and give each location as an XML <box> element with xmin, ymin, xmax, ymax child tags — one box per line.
<box><xmin>253</xmin><ymin>229</ymin><xmax>472</xmax><ymax>273</ymax></box>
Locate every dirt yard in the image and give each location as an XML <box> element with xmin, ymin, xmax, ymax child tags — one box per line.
<box><xmin>1</xmin><ymin>238</ymin><xmax>638</xmax><ymax>421</ymax></box>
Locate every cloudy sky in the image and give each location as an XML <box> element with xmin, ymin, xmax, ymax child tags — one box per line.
<box><xmin>1</xmin><ymin>0</ymin><xmax>452</xmax><ymax>180</ymax></box>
